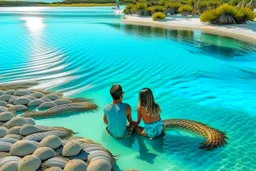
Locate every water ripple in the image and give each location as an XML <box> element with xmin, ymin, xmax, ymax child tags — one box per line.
<box><xmin>1</xmin><ymin>7</ymin><xmax>256</xmax><ymax>171</ymax></box>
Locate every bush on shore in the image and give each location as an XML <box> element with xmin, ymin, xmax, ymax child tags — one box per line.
<box><xmin>178</xmin><ymin>5</ymin><xmax>193</xmax><ymax>16</ymax></box>
<box><xmin>123</xmin><ymin>0</ymin><xmax>256</xmax><ymax>23</ymax></box>
<box><xmin>200</xmin><ymin>4</ymin><xmax>255</xmax><ymax>24</ymax></box>
<box><xmin>164</xmin><ymin>2</ymin><xmax>182</xmax><ymax>15</ymax></box>
<box><xmin>152</xmin><ymin>12</ymin><xmax>166</xmax><ymax>21</ymax></box>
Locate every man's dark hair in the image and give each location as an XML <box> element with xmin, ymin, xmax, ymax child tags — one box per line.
<box><xmin>110</xmin><ymin>84</ymin><xmax>123</xmax><ymax>100</ymax></box>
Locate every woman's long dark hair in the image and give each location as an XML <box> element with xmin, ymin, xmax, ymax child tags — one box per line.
<box><xmin>139</xmin><ymin>88</ymin><xmax>160</xmax><ymax>116</ymax></box>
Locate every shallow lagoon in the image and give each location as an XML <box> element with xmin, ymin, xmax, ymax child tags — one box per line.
<box><xmin>1</xmin><ymin>7</ymin><xmax>256</xmax><ymax>171</ymax></box>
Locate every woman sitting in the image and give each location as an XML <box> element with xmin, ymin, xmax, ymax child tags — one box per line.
<box><xmin>134</xmin><ymin>88</ymin><xmax>165</xmax><ymax>139</ymax></box>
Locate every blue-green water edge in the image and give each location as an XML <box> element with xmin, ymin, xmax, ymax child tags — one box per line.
<box><xmin>1</xmin><ymin>7</ymin><xmax>256</xmax><ymax>171</ymax></box>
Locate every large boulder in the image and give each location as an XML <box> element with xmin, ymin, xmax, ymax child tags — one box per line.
<box><xmin>40</xmin><ymin>97</ymin><xmax>52</xmax><ymax>102</ymax></box>
<box><xmin>0</xmin><ymin>101</ymin><xmax>7</xmax><ymax>107</ymax></box>
<box><xmin>4</xmin><ymin>134</ymin><xmax>22</xmax><ymax>140</ymax></box>
<box><xmin>39</xmin><ymin>135</ymin><xmax>62</xmax><ymax>149</ymax></box>
<box><xmin>0</xmin><ymin>107</ymin><xmax>7</xmax><ymax>113</ymax></box>
<box><xmin>66</xmin><ymin>150</ymin><xmax>89</xmax><ymax>161</ymax></box>
<box><xmin>4</xmin><ymin>117</ymin><xmax>27</xmax><ymax>127</ymax></box>
<box><xmin>0</xmin><ymin>137</ymin><xmax>18</xmax><ymax>144</ymax></box>
<box><xmin>43</xmin><ymin>94</ymin><xmax>61</xmax><ymax>101</ymax></box>
<box><xmin>0</xmin><ymin>156</ymin><xmax>21</xmax><ymax>167</ymax></box>
<box><xmin>0</xmin><ymin>141</ymin><xmax>12</xmax><ymax>152</ymax></box>
<box><xmin>7</xmin><ymin>126</ymin><xmax>21</xmax><ymax>135</ymax></box>
<box><xmin>31</xmin><ymin>92</ymin><xmax>45</xmax><ymax>98</ymax></box>
<box><xmin>25</xmin><ymin>118</ymin><xmax>36</xmax><ymax>125</ymax></box>
<box><xmin>44</xmin><ymin>167</ymin><xmax>63</xmax><ymax>171</ymax></box>
<box><xmin>63</xmin><ymin>159</ymin><xmax>87</xmax><ymax>171</ymax></box>
<box><xmin>13</xmin><ymin>97</ymin><xmax>31</xmax><ymax>105</ymax></box>
<box><xmin>13</xmin><ymin>90</ymin><xmax>30</xmax><ymax>96</ymax></box>
<box><xmin>87</xmin><ymin>159</ymin><xmax>112</xmax><ymax>171</ymax></box>
<box><xmin>0</xmin><ymin>161</ymin><xmax>19</xmax><ymax>171</ymax></box>
<box><xmin>5</xmin><ymin>89</ymin><xmax>15</xmax><ymax>95</ymax></box>
<box><xmin>20</xmin><ymin>125</ymin><xmax>44</xmax><ymax>136</ymax></box>
<box><xmin>0</xmin><ymin>112</ymin><xmax>14</xmax><ymax>122</ymax></box>
<box><xmin>0</xmin><ymin>90</ymin><xmax>4</xmax><ymax>96</ymax></box>
<box><xmin>38</xmin><ymin>102</ymin><xmax>56</xmax><ymax>109</ymax></box>
<box><xmin>10</xmin><ymin>140</ymin><xmax>39</xmax><ymax>156</ymax></box>
<box><xmin>18</xmin><ymin>155</ymin><xmax>41</xmax><ymax>171</ymax></box>
<box><xmin>0</xmin><ymin>127</ymin><xmax>8</xmax><ymax>138</ymax></box>
<box><xmin>28</xmin><ymin>99</ymin><xmax>44</xmax><ymax>107</ymax></box>
<box><xmin>33</xmin><ymin>147</ymin><xmax>56</xmax><ymax>161</ymax></box>
<box><xmin>62</xmin><ymin>141</ymin><xmax>82</xmax><ymax>157</ymax></box>
<box><xmin>8</xmin><ymin>105</ymin><xmax>28</xmax><ymax>112</ymax></box>
<box><xmin>0</xmin><ymin>94</ymin><xmax>12</xmax><ymax>101</ymax></box>
<box><xmin>22</xmin><ymin>95</ymin><xmax>36</xmax><ymax>101</ymax></box>
<box><xmin>43</xmin><ymin>157</ymin><xmax>68</xmax><ymax>169</ymax></box>
<box><xmin>8</xmin><ymin>96</ymin><xmax>18</xmax><ymax>104</ymax></box>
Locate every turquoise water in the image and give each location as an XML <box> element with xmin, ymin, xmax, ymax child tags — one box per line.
<box><xmin>1</xmin><ymin>7</ymin><xmax>256</xmax><ymax>171</ymax></box>
<box><xmin>9</xmin><ymin>0</ymin><xmax>62</xmax><ymax>2</ymax></box>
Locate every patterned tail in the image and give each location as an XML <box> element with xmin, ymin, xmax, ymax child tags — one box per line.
<box><xmin>163</xmin><ymin>119</ymin><xmax>228</xmax><ymax>150</ymax></box>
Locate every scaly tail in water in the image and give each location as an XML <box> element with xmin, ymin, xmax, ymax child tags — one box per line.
<box><xmin>0</xmin><ymin>80</ymin><xmax>39</xmax><ymax>90</ymax></box>
<box><xmin>22</xmin><ymin>102</ymin><xmax>98</xmax><ymax>118</ymax></box>
<box><xmin>163</xmin><ymin>119</ymin><xmax>228</xmax><ymax>150</ymax></box>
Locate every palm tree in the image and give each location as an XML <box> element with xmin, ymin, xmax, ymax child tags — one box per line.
<box><xmin>246</xmin><ymin>0</ymin><xmax>256</xmax><ymax>9</ymax></box>
<box><xmin>192</xmin><ymin>0</ymin><xmax>200</xmax><ymax>16</ymax></box>
<box><xmin>237</xmin><ymin>0</ymin><xmax>245</xmax><ymax>7</ymax></box>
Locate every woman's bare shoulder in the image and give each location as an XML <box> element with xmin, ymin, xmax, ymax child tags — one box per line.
<box><xmin>137</xmin><ymin>104</ymin><xmax>141</xmax><ymax>110</ymax></box>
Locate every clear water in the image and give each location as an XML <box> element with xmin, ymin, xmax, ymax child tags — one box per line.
<box><xmin>1</xmin><ymin>7</ymin><xmax>256</xmax><ymax>171</ymax></box>
<box><xmin>9</xmin><ymin>0</ymin><xmax>62</xmax><ymax>3</ymax></box>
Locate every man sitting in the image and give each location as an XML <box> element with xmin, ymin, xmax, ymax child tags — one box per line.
<box><xmin>103</xmin><ymin>84</ymin><xmax>134</xmax><ymax>138</ymax></box>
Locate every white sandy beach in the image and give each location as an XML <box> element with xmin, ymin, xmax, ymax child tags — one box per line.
<box><xmin>124</xmin><ymin>15</ymin><xmax>256</xmax><ymax>43</ymax></box>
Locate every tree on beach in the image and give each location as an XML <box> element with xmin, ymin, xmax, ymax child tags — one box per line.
<box><xmin>200</xmin><ymin>4</ymin><xmax>255</xmax><ymax>24</ymax></box>
<box><xmin>123</xmin><ymin>0</ymin><xmax>255</xmax><ymax>23</ymax></box>
<box><xmin>246</xmin><ymin>0</ymin><xmax>256</xmax><ymax>9</ymax></box>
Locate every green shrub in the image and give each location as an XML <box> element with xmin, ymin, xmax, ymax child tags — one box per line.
<box><xmin>125</xmin><ymin>2</ymin><xmax>148</xmax><ymax>15</ymax></box>
<box><xmin>147</xmin><ymin>6</ymin><xmax>154</xmax><ymax>13</ymax></box>
<box><xmin>158</xmin><ymin>0</ymin><xmax>167</xmax><ymax>6</ymax></box>
<box><xmin>238</xmin><ymin>7</ymin><xmax>256</xmax><ymax>23</ymax></box>
<box><xmin>152</xmin><ymin>5</ymin><xmax>167</xmax><ymax>13</ymax></box>
<box><xmin>196</xmin><ymin>0</ymin><xmax>212</xmax><ymax>13</ymax></box>
<box><xmin>228</xmin><ymin>0</ymin><xmax>250</xmax><ymax>6</ymax></box>
<box><xmin>164</xmin><ymin>2</ymin><xmax>181</xmax><ymax>15</ymax></box>
<box><xmin>136</xmin><ymin>2</ymin><xmax>147</xmax><ymax>10</ymax></box>
<box><xmin>123</xmin><ymin>4</ymin><xmax>135</xmax><ymax>14</ymax></box>
<box><xmin>180</xmin><ymin>0</ymin><xmax>195</xmax><ymax>6</ymax></box>
<box><xmin>152</xmin><ymin>12</ymin><xmax>166</xmax><ymax>21</ymax></box>
<box><xmin>126</xmin><ymin>4</ymin><xmax>134</xmax><ymax>10</ymax></box>
<box><xmin>135</xmin><ymin>2</ymin><xmax>148</xmax><ymax>15</ymax></box>
<box><xmin>178</xmin><ymin>5</ymin><xmax>193</xmax><ymax>15</ymax></box>
<box><xmin>208</xmin><ymin>0</ymin><xmax>223</xmax><ymax>8</ymax></box>
<box><xmin>165</xmin><ymin>2</ymin><xmax>181</xmax><ymax>9</ymax></box>
<box><xmin>200</xmin><ymin>4</ymin><xmax>255</xmax><ymax>24</ymax></box>
<box><xmin>200</xmin><ymin>9</ymin><xmax>218</xmax><ymax>22</ymax></box>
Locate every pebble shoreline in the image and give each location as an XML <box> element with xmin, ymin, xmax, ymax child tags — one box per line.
<box><xmin>0</xmin><ymin>81</ymin><xmax>114</xmax><ymax>171</ymax></box>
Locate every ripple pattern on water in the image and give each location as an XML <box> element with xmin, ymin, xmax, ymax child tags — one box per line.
<box><xmin>1</xmin><ymin>7</ymin><xmax>256</xmax><ymax>171</ymax></box>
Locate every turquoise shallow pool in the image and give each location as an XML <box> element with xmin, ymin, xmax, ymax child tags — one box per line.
<box><xmin>1</xmin><ymin>7</ymin><xmax>256</xmax><ymax>171</ymax></box>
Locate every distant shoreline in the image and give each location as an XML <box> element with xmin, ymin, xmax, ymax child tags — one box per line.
<box><xmin>0</xmin><ymin>1</ymin><xmax>121</xmax><ymax>7</ymax></box>
<box><xmin>41</xmin><ymin>3</ymin><xmax>115</xmax><ymax>7</ymax></box>
<box><xmin>0</xmin><ymin>3</ymin><xmax>116</xmax><ymax>7</ymax></box>
<box><xmin>124</xmin><ymin>15</ymin><xmax>256</xmax><ymax>44</ymax></box>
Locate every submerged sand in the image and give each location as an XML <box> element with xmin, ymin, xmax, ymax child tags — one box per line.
<box><xmin>124</xmin><ymin>15</ymin><xmax>256</xmax><ymax>43</ymax></box>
